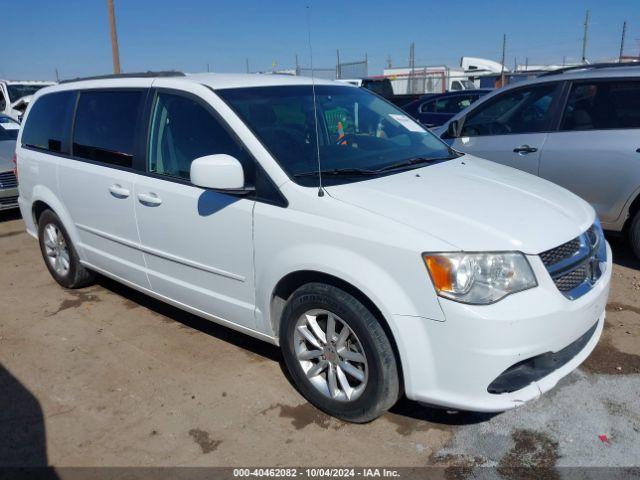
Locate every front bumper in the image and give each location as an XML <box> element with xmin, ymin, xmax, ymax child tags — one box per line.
<box><xmin>0</xmin><ymin>186</ymin><xmax>19</xmax><ymax>210</ymax></box>
<box><xmin>395</xmin><ymin>242</ymin><xmax>612</xmax><ymax>412</ymax></box>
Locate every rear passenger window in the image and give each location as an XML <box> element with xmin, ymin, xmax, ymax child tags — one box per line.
<box><xmin>73</xmin><ymin>90</ymin><xmax>143</xmax><ymax>167</ymax></box>
<box><xmin>560</xmin><ymin>81</ymin><xmax>640</xmax><ymax>131</ymax></box>
<box><xmin>22</xmin><ymin>91</ymin><xmax>76</xmax><ymax>153</ymax></box>
<box><xmin>148</xmin><ymin>92</ymin><xmax>250</xmax><ymax>181</ymax></box>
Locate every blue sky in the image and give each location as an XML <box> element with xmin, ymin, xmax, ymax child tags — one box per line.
<box><xmin>1</xmin><ymin>0</ymin><xmax>638</xmax><ymax>80</ymax></box>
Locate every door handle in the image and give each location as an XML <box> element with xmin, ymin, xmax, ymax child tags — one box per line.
<box><xmin>513</xmin><ymin>145</ymin><xmax>538</xmax><ymax>154</ymax></box>
<box><xmin>137</xmin><ymin>192</ymin><xmax>162</xmax><ymax>207</ymax></box>
<box><xmin>109</xmin><ymin>184</ymin><xmax>130</xmax><ymax>198</ymax></box>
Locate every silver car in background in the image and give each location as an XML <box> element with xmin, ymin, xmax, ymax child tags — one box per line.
<box><xmin>0</xmin><ymin>114</ymin><xmax>19</xmax><ymax>210</ymax></box>
<box><xmin>438</xmin><ymin>64</ymin><xmax>640</xmax><ymax>258</ymax></box>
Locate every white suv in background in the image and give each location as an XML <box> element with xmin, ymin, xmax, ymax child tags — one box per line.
<box><xmin>17</xmin><ymin>72</ymin><xmax>611</xmax><ymax>422</ymax></box>
<box><xmin>0</xmin><ymin>79</ymin><xmax>55</xmax><ymax>121</ymax></box>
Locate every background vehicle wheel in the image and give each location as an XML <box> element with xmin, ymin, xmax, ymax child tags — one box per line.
<box><xmin>630</xmin><ymin>212</ymin><xmax>640</xmax><ymax>260</ymax></box>
<box><xmin>38</xmin><ymin>210</ymin><xmax>95</xmax><ymax>289</ymax></box>
<box><xmin>280</xmin><ymin>282</ymin><xmax>400</xmax><ymax>423</ymax></box>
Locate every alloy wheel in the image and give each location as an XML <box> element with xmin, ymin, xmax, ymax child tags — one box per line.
<box><xmin>293</xmin><ymin>308</ymin><xmax>368</xmax><ymax>402</ymax></box>
<box><xmin>43</xmin><ymin>223</ymin><xmax>70</xmax><ymax>276</ymax></box>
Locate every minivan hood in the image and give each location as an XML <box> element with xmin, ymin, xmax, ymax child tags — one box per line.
<box><xmin>325</xmin><ymin>156</ymin><xmax>595</xmax><ymax>254</ymax></box>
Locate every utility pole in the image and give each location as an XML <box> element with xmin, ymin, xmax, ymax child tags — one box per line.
<box><xmin>336</xmin><ymin>49</ymin><xmax>341</xmax><ymax>79</ymax></box>
<box><xmin>364</xmin><ymin>52</ymin><xmax>368</xmax><ymax>76</ymax></box>
<box><xmin>55</xmin><ymin>68</ymin><xmax>59</xmax><ymax>82</ymax></box>
<box><xmin>500</xmin><ymin>34</ymin><xmax>506</xmax><ymax>87</ymax></box>
<box><xmin>619</xmin><ymin>21</ymin><xmax>627</xmax><ymax>61</ymax></box>
<box><xmin>295</xmin><ymin>54</ymin><xmax>299</xmax><ymax>75</ymax></box>
<box><xmin>386</xmin><ymin>54</ymin><xmax>392</xmax><ymax>69</ymax></box>
<box><xmin>581</xmin><ymin>9</ymin><xmax>590</xmax><ymax>64</ymax></box>
<box><xmin>562</xmin><ymin>55</ymin><xmax>566</xmax><ymax>67</ymax></box>
<box><xmin>245</xmin><ymin>58</ymin><xmax>250</xmax><ymax>73</ymax></box>
<box><xmin>206</xmin><ymin>63</ymin><xmax>210</xmax><ymax>72</ymax></box>
<box><xmin>525</xmin><ymin>57</ymin><xmax>529</xmax><ymax>70</ymax></box>
<box><xmin>106</xmin><ymin>0</ymin><xmax>121</xmax><ymax>74</ymax></box>
<box><xmin>514</xmin><ymin>57</ymin><xmax>517</xmax><ymax>72</ymax></box>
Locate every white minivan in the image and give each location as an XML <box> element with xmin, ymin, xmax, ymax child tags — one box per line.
<box><xmin>17</xmin><ymin>72</ymin><xmax>611</xmax><ymax>422</ymax></box>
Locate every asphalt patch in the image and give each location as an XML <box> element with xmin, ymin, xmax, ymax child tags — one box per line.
<box><xmin>497</xmin><ymin>429</ymin><xmax>559</xmax><ymax>480</ymax></box>
<box><xmin>188</xmin><ymin>428</ymin><xmax>222</xmax><ymax>454</ymax></box>
<box><xmin>47</xmin><ymin>288</ymin><xmax>102</xmax><ymax>317</ymax></box>
<box><xmin>260</xmin><ymin>403</ymin><xmax>343</xmax><ymax>430</ymax></box>
<box><xmin>582</xmin><ymin>336</ymin><xmax>640</xmax><ymax>375</ymax></box>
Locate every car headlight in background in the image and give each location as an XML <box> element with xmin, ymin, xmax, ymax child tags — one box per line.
<box><xmin>423</xmin><ymin>252</ymin><xmax>537</xmax><ymax>305</ymax></box>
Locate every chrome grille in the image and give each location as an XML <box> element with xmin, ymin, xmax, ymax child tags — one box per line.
<box><xmin>540</xmin><ymin>238</ymin><xmax>581</xmax><ymax>267</ymax></box>
<box><xmin>0</xmin><ymin>171</ymin><xmax>18</xmax><ymax>189</ymax></box>
<box><xmin>554</xmin><ymin>264</ymin><xmax>588</xmax><ymax>292</ymax></box>
<box><xmin>0</xmin><ymin>195</ymin><xmax>18</xmax><ymax>206</ymax></box>
<box><xmin>540</xmin><ymin>223</ymin><xmax>606</xmax><ymax>300</ymax></box>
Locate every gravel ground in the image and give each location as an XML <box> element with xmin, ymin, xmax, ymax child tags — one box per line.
<box><xmin>1</xmin><ymin>209</ymin><xmax>639</xmax><ymax>473</ymax></box>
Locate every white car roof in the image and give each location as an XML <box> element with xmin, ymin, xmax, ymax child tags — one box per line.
<box><xmin>42</xmin><ymin>72</ymin><xmax>351</xmax><ymax>95</ymax></box>
<box><xmin>1</xmin><ymin>80</ymin><xmax>55</xmax><ymax>85</ymax></box>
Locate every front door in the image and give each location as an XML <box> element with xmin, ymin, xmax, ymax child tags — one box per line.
<box><xmin>450</xmin><ymin>82</ymin><xmax>562</xmax><ymax>175</ymax></box>
<box><xmin>134</xmin><ymin>87</ymin><xmax>256</xmax><ymax>329</ymax></box>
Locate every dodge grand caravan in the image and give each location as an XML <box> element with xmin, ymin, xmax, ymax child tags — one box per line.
<box><xmin>17</xmin><ymin>72</ymin><xmax>611</xmax><ymax>422</ymax></box>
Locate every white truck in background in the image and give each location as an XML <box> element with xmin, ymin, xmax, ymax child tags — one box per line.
<box><xmin>0</xmin><ymin>80</ymin><xmax>55</xmax><ymax>122</ymax></box>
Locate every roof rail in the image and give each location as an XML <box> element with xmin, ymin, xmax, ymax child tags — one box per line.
<box><xmin>60</xmin><ymin>71</ymin><xmax>185</xmax><ymax>84</ymax></box>
<box><xmin>539</xmin><ymin>61</ymin><xmax>640</xmax><ymax>77</ymax></box>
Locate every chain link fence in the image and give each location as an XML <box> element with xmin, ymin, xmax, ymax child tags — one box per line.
<box><xmin>296</xmin><ymin>67</ymin><xmax>336</xmax><ymax>80</ymax></box>
<box><xmin>337</xmin><ymin>59</ymin><xmax>368</xmax><ymax>79</ymax></box>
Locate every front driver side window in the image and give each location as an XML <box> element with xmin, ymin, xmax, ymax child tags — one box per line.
<box><xmin>461</xmin><ymin>83</ymin><xmax>558</xmax><ymax>137</ymax></box>
<box><xmin>148</xmin><ymin>92</ymin><xmax>250</xmax><ymax>181</ymax></box>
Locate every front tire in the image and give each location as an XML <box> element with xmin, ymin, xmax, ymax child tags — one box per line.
<box><xmin>280</xmin><ymin>283</ymin><xmax>400</xmax><ymax>423</ymax></box>
<box><xmin>38</xmin><ymin>209</ymin><xmax>95</xmax><ymax>289</ymax></box>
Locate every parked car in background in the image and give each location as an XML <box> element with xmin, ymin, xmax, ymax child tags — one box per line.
<box><xmin>0</xmin><ymin>114</ymin><xmax>19</xmax><ymax>210</ymax></box>
<box><xmin>437</xmin><ymin>64</ymin><xmax>640</xmax><ymax>258</ymax></box>
<box><xmin>402</xmin><ymin>89</ymin><xmax>492</xmax><ymax>127</ymax></box>
<box><xmin>17</xmin><ymin>73</ymin><xmax>610</xmax><ymax>422</ymax></box>
<box><xmin>0</xmin><ymin>80</ymin><xmax>55</xmax><ymax>121</ymax></box>
<box><xmin>337</xmin><ymin>77</ymin><xmax>395</xmax><ymax>99</ymax></box>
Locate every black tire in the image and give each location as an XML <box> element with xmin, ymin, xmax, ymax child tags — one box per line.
<box><xmin>630</xmin><ymin>212</ymin><xmax>640</xmax><ymax>260</ymax></box>
<box><xmin>38</xmin><ymin>209</ymin><xmax>95</xmax><ymax>289</ymax></box>
<box><xmin>280</xmin><ymin>282</ymin><xmax>400</xmax><ymax>423</ymax></box>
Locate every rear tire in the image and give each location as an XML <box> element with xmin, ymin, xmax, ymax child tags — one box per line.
<box><xmin>280</xmin><ymin>282</ymin><xmax>400</xmax><ymax>423</ymax></box>
<box><xmin>38</xmin><ymin>209</ymin><xmax>95</xmax><ymax>289</ymax></box>
<box><xmin>630</xmin><ymin>212</ymin><xmax>640</xmax><ymax>260</ymax></box>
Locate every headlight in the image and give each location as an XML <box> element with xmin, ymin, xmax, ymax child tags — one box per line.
<box><xmin>423</xmin><ymin>252</ymin><xmax>537</xmax><ymax>305</ymax></box>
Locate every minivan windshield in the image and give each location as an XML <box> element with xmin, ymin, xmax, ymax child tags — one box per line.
<box><xmin>218</xmin><ymin>85</ymin><xmax>457</xmax><ymax>186</ymax></box>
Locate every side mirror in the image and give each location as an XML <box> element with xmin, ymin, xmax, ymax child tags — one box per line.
<box><xmin>190</xmin><ymin>154</ymin><xmax>246</xmax><ymax>191</ymax></box>
<box><xmin>446</xmin><ymin>120</ymin><xmax>460</xmax><ymax>138</ymax></box>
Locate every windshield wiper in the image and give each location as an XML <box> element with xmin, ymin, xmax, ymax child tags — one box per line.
<box><xmin>375</xmin><ymin>155</ymin><xmax>456</xmax><ymax>173</ymax></box>
<box><xmin>293</xmin><ymin>168</ymin><xmax>379</xmax><ymax>177</ymax></box>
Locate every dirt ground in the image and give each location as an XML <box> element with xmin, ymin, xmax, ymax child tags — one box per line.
<box><xmin>1</xmin><ymin>209</ymin><xmax>639</xmax><ymax>471</ymax></box>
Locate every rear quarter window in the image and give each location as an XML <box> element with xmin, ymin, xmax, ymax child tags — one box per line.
<box><xmin>73</xmin><ymin>90</ymin><xmax>144</xmax><ymax>168</ymax></box>
<box><xmin>22</xmin><ymin>91</ymin><xmax>76</xmax><ymax>153</ymax></box>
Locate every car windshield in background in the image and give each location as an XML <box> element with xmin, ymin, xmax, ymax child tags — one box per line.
<box><xmin>0</xmin><ymin>124</ymin><xmax>18</xmax><ymax>141</ymax></box>
<box><xmin>218</xmin><ymin>85</ymin><xmax>456</xmax><ymax>186</ymax></box>
<box><xmin>7</xmin><ymin>84</ymin><xmax>47</xmax><ymax>102</ymax></box>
